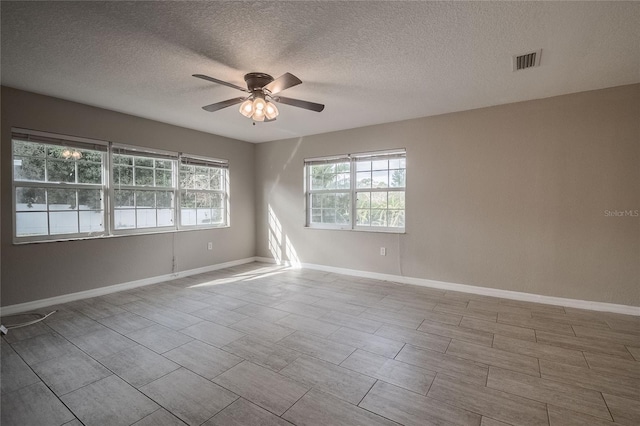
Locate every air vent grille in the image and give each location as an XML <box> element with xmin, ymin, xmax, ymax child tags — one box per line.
<box><xmin>513</xmin><ymin>49</ymin><xmax>542</xmax><ymax>71</ymax></box>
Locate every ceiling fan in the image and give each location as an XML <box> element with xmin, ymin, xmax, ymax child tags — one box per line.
<box><xmin>193</xmin><ymin>72</ymin><xmax>325</xmax><ymax>122</ymax></box>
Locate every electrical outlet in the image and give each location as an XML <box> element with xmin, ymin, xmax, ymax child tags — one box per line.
<box><xmin>207</xmin><ymin>242</ymin><xmax>213</xmax><ymax>250</ymax></box>
<box><xmin>380</xmin><ymin>247</ymin><xmax>386</xmax><ymax>256</ymax></box>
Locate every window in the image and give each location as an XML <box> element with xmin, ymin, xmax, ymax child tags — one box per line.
<box><xmin>11</xmin><ymin>128</ymin><xmax>230</xmax><ymax>243</ymax></box>
<box><xmin>179</xmin><ymin>156</ymin><xmax>229</xmax><ymax>228</ymax></box>
<box><xmin>112</xmin><ymin>147</ymin><xmax>177</xmax><ymax>232</ymax></box>
<box><xmin>305</xmin><ymin>149</ymin><xmax>406</xmax><ymax>232</ymax></box>
<box><xmin>12</xmin><ymin>132</ymin><xmax>107</xmax><ymax>242</ymax></box>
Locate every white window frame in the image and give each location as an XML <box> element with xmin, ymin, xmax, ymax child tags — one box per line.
<box><xmin>11</xmin><ymin>128</ymin><xmax>231</xmax><ymax>244</ymax></box>
<box><xmin>305</xmin><ymin>149</ymin><xmax>406</xmax><ymax>233</ymax></box>
<box><xmin>12</xmin><ymin>129</ymin><xmax>109</xmax><ymax>243</ymax></box>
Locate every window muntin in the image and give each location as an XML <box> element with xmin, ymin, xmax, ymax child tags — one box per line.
<box><xmin>12</xmin><ymin>137</ymin><xmax>107</xmax><ymax>241</ymax></box>
<box><xmin>11</xmin><ymin>129</ymin><xmax>230</xmax><ymax>244</ymax></box>
<box><xmin>180</xmin><ymin>156</ymin><xmax>229</xmax><ymax>228</ymax></box>
<box><xmin>305</xmin><ymin>150</ymin><xmax>406</xmax><ymax>232</ymax></box>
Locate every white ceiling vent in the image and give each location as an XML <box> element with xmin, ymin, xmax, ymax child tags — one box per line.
<box><xmin>513</xmin><ymin>49</ymin><xmax>542</xmax><ymax>71</ymax></box>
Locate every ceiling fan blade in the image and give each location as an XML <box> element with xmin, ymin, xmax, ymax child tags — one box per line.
<box><xmin>275</xmin><ymin>96</ymin><xmax>325</xmax><ymax>112</ymax></box>
<box><xmin>264</xmin><ymin>72</ymin><xmax>302</xmax><ymax>95</ymax></box>
<box><xmin>193</xmin><ymin>74</ymin><xmax>248</xmax><ymax>92</ymax></box>
<box><xmin>202</xmin><ymin>97</ymin><xmax>246</xmax><ymax>112</ymax></box>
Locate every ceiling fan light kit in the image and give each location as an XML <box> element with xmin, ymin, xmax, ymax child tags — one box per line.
<box><xmin>194</xmin><ymin>72</ymin><xmax>324</xmax><ymax>123</ymax></box>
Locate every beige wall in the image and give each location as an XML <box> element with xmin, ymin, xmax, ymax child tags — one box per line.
<box><xmin>256</xmin><ymin>84</ymin><xmax>640</xmax><ymax>306</ymax></box>
<box><xmin>1</xmin><ymin>87</ymin><xmax>256</xmax><ymax>306</ymax></box>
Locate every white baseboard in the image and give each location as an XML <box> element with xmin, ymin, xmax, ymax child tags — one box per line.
<box><xmin>0</xmin><ymin>257</ymin><xmax>257</xmax><ymax>316</ymax></box>
<box><xmin>255</xmin><ymin>257</ymin><xmax>640</xmax><ymax>316</ymax></box>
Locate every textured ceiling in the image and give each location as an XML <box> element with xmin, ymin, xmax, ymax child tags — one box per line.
<box><xmin>1</xmin><ymin>1</ymin><xmax>639</xmax><ymax>143</ymax></box>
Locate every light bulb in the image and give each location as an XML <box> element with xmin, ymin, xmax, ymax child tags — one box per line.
<box><xmin>252</xmin><ymin>108</ymin><xmax>265</xmax><ymax>122</ymax></box>
<box><xmin>239</xmin><ymin>99</ymin><xmax>254</xmax><ymax>118</ymax></box>
<box><xmin>253</xmin><ymin>97</ymin><xmax>266</xmax><ymax>111</ymax></box>
<box><xmin>264</xmin><ymin>101</ymin><xmax>279</xmax><ymax>120</ymax></box>
<box><xmin>62</xmin><ymin>149</ymin><xmax>71</xmax><ymax>158</ymax></box>
<box><xmin>72</xmin><ymin>151</ymin><xmax>82</xmax><ymax>160</ymax></box>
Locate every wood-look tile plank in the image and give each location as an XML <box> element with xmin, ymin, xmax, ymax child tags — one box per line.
<box><xmin>572</xmin><ymin>325</ymin><xmax>640</xmax><ymax>347</ymax></box>
<box><xmin>395</xmin><ymin>344</ymin><xmax>488</xmax><ymax>385</ymax></box>
<box><xmin>418</xmin><ymin>319</ymin><xmax>494</xmax><ymax>346</ymax></box>
<box><xmin>547</xmin><ymin>405</ymin><xmax>615</xmax><ymax>426</ymax></box>
<box><xmin>279</xmin><ymin>331</ymin><xmax>356</xmax><ymax>364</ymax></box>
<box><xmin>468</xmin><ymin>300</ymin><xmax>534</xmax><ymax>317</ymax></box>
<box><xmin>360</xmin><ymin>307</ymin><xmax>425</xmax><ymax>329</ymax></box>
<box><xmin>275</xmin><ymin>314</ymin><xmax>340</xmax><ymax>337</ymax></box>
<box><xmin>540</xmin><ymin>359</ymin><xmax>640</xmax><ymax>401</ymax></box>
<box><xmin>536</xmin><ymin>330</ymin><xmax>633</xmax><ymax>359</ymax></box>
<box><xmin>498</xmin><ymin>313</ymin><xmax>574</xmax><ymax>336</ymax></box>
<box><xmin>280</xmin><ymin>355</ymin><xmax>375</xmax><ymax>405</ymax></box>
<box><xmin>602</xmin><ymin>393</ymin><xmax>640</xmax><ymax>425</ymax></box>
<box><xmin>435</xmin><ymin>302</ymin><xmax>498</xmax><ymax>322</ymax></box>
<box><xmin>375</xmin><ymin>324</ymin><xmax>450</xmax><ymax>353</ymax></box>
<box><xmin>341</xmin><ymin>349</ymin><xmax>435</xmax><ymax>394</ymax></box>
<box><xmin>163</xmin><ymin>340</ymin><xmax>243</xmax><ymax>379</ymax></box>
<box><xmin>318</xmin><ymin>311</ymin><xmax>382</xmax><ymax>333</ymax></box>
<box><xmin>273</xmin><ymin>301</ymin><xmax>331</xmax><ymax>319</ymax></box>
<box><xmin>530</xmin><ymin>311</ymin><xmax>610</xmax><ymax>329</ymax></box>
<box><xmin>487</xmin><ymin>366</ymin><xmax>611</xmax><ymax>420</ymax></box>
<box><xmin>222</xmin><ymin>335</ymin><xmax>301</xmax><ymax>372</ymax></box>
<box><xmin>359</xmin><ymin>380</ymin><xmax>482</xmax><ymax>426</ymax></box>
<box><xmin>213</xmin><ymin>361</ymin><xmax>309</xmax><ymax>416</ymax></box>
<box><xmin>627</xmin><ymin>346</ymin><xmax>640</xmax><ymax>361</ymax></box>
<box><xmin>447</xmin><ymin>340</ymin><xmax>539</xmax><ymax>376</ymax></box>
<box><xmin>312</xmin><ymin>298</ymin><xmax>368</xmax><ymax>316</ymax></box>
<box><xmin>205</xmin><ymin>398</ymin><xmax>291</xmax><ymax>426</ymax></box>
<box><xmin>190</xmin><ymin>306</ymin><xmax>249</xmax><ymax>326</ymax></box>
<box><xmin>328</xmin><ymin>327</ymin><xmax>404</xmax><ymax>358</ymax></box>
<box><xmin>229</xmin><ymin>317</ymin><xmax>295</xmax><ymax>343</ymax></box>
<box><xmin>492</xmin><ymin>334</ymin><xmax>588</xmax><ymax>367</ymax></box>
<box><xmin>232</xmin><ymin>303</ymin><xmax>291</xmax><ymax>322</ymax></box>
<box><xmin>460</xmin><ymin>317</ymin><xmax>536</xmax><ymax>342</ymax></box>
<box><xmin>283</xmin><ymin>388</ymin><xmax>396</xmax><ymax>426</ymax></box>
<box><xmin>481</xmin><ymin>417</ymin><xmax>512</xmax><ymax>426</ymax></box>
<box><xmin>428</xmin><ymin>375</ymin><xmax>548</xmax><ymax>426</ymax></box>
<box><xmin>584</xmin><ymin>351</ymin><xmax>640</xmax><ymax>379</ymax></box>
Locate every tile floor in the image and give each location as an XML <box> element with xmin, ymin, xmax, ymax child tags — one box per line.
<box><xmin>1</xmin><ymin>262</ymin><xmax>639</xmax><ymax>426</ymax></box>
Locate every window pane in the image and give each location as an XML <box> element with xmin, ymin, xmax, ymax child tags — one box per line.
<box><xmin>356</xmin><ymin>171</ymin><xmax>371</xmax><ymax>188</ymax></box>
<box><xmin>157</xmin><ymin>209</ymin><xmax>174</xmax><ymax>227</ymax></box>
<box><xmin>156</xmin><ymin>160</ymin><xmax>172</xmax><ymax>169</ymax></box>
<box><xmin>336</xmin><ymin>209</ymin><xmax>350</xmax><ymax>225</ymax></box>
<box><xmin>16</xmin><ymin>187</ymin><xmax>46</xmax><ymax>211</ymax></box>
<box><xmin>371</xmin><ymin>192</ymin><xmax>388</xmax><ymax>209</ymax></box>
<box><xmin>210</xmin><ymin>169</ymin><xmax>222</xmax><ymax>190</ymax></box>
<box><xmin>136</xmin><ymin>191</ymin><xmax>155</xmax><ymax>208</ymax></box>
<box><xmin>115</xmin><ymin>210</ymin><xmax>135</xmax><ymax>229</ymax></box>
<box><xmin>114</xmin><ymin>165</ymin><xmax>133</xmax><ymax>186</ymax></box>
<box><xmin>336</xmin><ymin>173</ymin><xmax>350</xmax><ymax>189</ymax></box>
<box><xmin>115</xmin><ymin>190</ymin><xmax>134</xmax><ymax>207</ymax></box>
<box><xmin>80</xmin><ymin>211</ymin><xmax>104</xmax><ymax>233</ymax></box>
<box><xmin>180</xmin><ymin>191</ymin><xmax>196</xmax><ymax>208</ymax></box>
<box><xmin>155</xmin><ymin>169</ymin><xmax>172</xmax><ymax>187</ymax></box>
<box><xmin>390</xmin><ymin>169</ymin><xmax>405</xmax><ymax>187</ymax></box>
<box><xmin>14</xmin><ymin>141</ymin><xmax>45</xmax><ymax>157</ymax></box>
<box><xmin>50</xmin><ymin>211</ymin><xmax>79</xmax><ymax>234</ymax></box>
<box><xmin>180</xmin><ymin>208</ymin><xmax>197</xmax><ymax>226</ymax></box>
<box><xmin>16</xmin><ymin>212</ymin><xmax>48</xmax><ymax>236</ymax></box>
<box><xmin>322</xmin><ymin>209</ymin><xmax>336</xmax><ymax>223</ymax></box>
<box><xmin>135</xmin><ymin>157</ymin><xmax>153</xmax><ymax>167</ymax></box>
<box><xmin>356</xmin><ymin>192</ymin><xmax>370</xmax><ymax>208</ymax></box>
<box><xmin>47</xmin><ymin>159</ymin><xmax>75</xmax><ymax>183</ymax></box>
<box><xmin>311</xmin><ymin>194</ymin><xmax>322</xmax><ymax>208</ymax></box>
<box><xmin>372</xmin><ymin>170</ymin><xmax>389</xmax><ymax>188</ymax></box>
<box><xmin>211</xmin><ymin>209</ymin><xmax>224</xmax><ymax>224</ymax></box>
<box><xmin>134</xmin><ymin>167</ymin><xmax>154</xmax><ymax>186</ymax></box>
<box><xmin>370</xmin><ymin>209</ymin><xmax>387</xmax><ymax>226</ymax></box>
<box><xmin>78</xmin><ymin>161</ymin><xmax>102</xmax><ymax>184</ymax></box>
<box><xmin>211</xmin><ymin>193</ymin><xmax>223</xmax><ymax>208</ymax></box>
<box><xmin>78</xmin><ymin>189</ymin><xmax>102</xmax><ymax>210</ymax></box>
<box><xmin>356</xmin><ymin>160</ymin><xmax>371</xmax><ymax>171</ymax></box>
<box><xmin>336</xmin><ymin>193</ymin><xmax>350</xmax><ymax>211</ymax></box>
<box><xmin>311</xmin><ymin>209</ymin><xmax>322</xmax><ymax>223</ymax></box>
<box><xmin>136</xmin><ymin>209</ymin><xmax>157</xmax><ymax>228</ymax></box>
<box><xmin>197</xmin><ymin>209</ymin><xmax>214</xmax><ymax>225</ymax></box>
<box><xmin>194</xmin><ymin>167</ymin><xmax>210</xmax><ymax>189</ymax></box>
<box><xmin>388</xmin><ymin>191</ymin><xmax>405</xmax><ymax>209</ymax></box>
<box><xmin>156</xmin><ymin>191</ymin><xmax>174</xmax><ymax>208</ymax></box>
<box><xmin>356</xmin><ymin>209</ymin><xmax>370</xmax><ymax>226</ymax></box>
<box><xmin>180</xmin><ymin>166</ymin><xmax>194</xmax><ymax>188</ymax></box>
<box><xmin>389</xmin><ymin>210</ymin><xmax>405</xmax><ymax>228</ymax></box>
<box><xmin>372</xmin><ymin>160</ymin><xmax>388</xmax><ymax>170</ymax></box>
<box><xmin>196</xmin><ymin>192</ymin><xmax>212</xmax><ymax>208</ymax></box>
<box><xmin>48</xmin><ymin>188</ymin><xmax>77</xmax><ymax>210</ymax></box>
<box><xmin>14</xmin><ymin>156</ymin><xmax>45</xmax><ymax>181</ymax></box>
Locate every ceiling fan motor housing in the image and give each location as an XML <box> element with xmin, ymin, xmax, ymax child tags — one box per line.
<box><xmin>244</xmin><ymin>73</ymin><xmax>274</xmax><ymax>92</ymax></box>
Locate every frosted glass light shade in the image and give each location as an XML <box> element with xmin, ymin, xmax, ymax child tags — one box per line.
<box><xmin>252</xmin><ymin>108</ymin><xmax>265</xmax><ymax>122</ymax></box>
<box><xmin>253</xmin><ymin>97</ymin><xmax>266</xmax><ymax>111</ymax></box>
<box><xmin>239</xmin><ymin>99</ymin><xmax>254</xmax><ymax>117</ymax></box>
<box><xmin>264</xmin><ymin>101</ymin><xmax>279</xmax><ymax>120</ymax></box>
